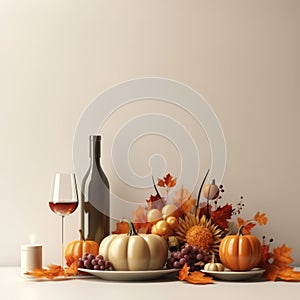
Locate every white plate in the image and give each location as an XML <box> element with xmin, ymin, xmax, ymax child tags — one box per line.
<box><xmin>78</xmin><ymin>268</ymin><xmax>178</xmax><ymax>281</ymax></box>
<box><xmin>202</xmin><ymin>268</ymin><xmax>265</xmax><ymax>281</ymax></box>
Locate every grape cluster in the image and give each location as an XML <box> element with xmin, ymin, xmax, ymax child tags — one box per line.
<box><xmin>166</xmin><ymin>244</ymin><xmax>212</xmax><ymax>271</ymax></box>
<box><xmin>77</xmin><ymin>253</ymin><xmax>113</xmax><ymax>271</ymax></box>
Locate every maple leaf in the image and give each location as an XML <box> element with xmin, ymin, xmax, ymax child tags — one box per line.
<box><xmin>210</xmin><ymin>204</ymin><xmax>232</xmax><ymax>229</ymax></box>
<box><xmin>146</xmin><ymin>194</ymin><xmax>166</xmax><ymax>210</ymax></box>
<box><xmin>157</xmin><ymin>178</ymin><xmax>165</xmax><ymax>187</ymax></box>
<box><xmin>157</xmin><ymin>173</ymin><xmax>177</xmax><ymax>188</ymax></box>
<box><xmin>254</xmin><ymin>212</ymin><xmax>268</xmax><ymax>225</ymax></box>
<box><xmin>185</xmin><ymin>271</ymin><xmax>214</xmax><ymax>284</ymax></box>
<box><xmin>178</xmin><ymin>263</ymin><xmax>190</xmax><ymax>281</ymax></box>
<box><xmin>112</xmin><ymin>221</ymin><xmax>130</xmax><ymax>234</ymax></box>
<box><xmin>263</xmin><ymin>244</ymin><xmax>300</xmax><ymax>281</ymax></box>
<box><xmin>237</xmin><ymin>218</ymin><xmax>256</xmax><ymax>235</ymax></box>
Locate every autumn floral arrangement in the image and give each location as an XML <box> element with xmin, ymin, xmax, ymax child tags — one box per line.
<box><xmin>112</xmin><ymin>172</ymin><xmax>300</xmax><ymax>284</ymax></box>
<box><xmin>28</xmin><ymin>172</ymin><xmax>300</xmax><ymax>283</ymax></box>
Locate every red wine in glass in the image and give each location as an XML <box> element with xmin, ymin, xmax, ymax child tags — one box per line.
<box><xmin>49</xmin><ymin>173</ymin><xmax>79</xmax><ymax>266</ymax></box>
<box><xmin>49</xmin><ymin>202</ymin><xmax>78</xmax><ymax>216</ymax></box>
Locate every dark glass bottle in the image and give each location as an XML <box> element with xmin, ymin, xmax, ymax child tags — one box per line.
<box><xmin>81</xmin><ymin>135</ymin><xmax>110</xmax><ymax>243</ymax></box>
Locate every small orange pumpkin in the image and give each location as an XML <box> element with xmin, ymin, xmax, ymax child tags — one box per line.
<box><xmin>203</xmin><ymin>179</ymin><xmax>219</xmax><ymax>200</ymax></box>
<box><xmin>65</xmin><ymin>230</ymin><xmax>99</xmax><ymax>266</ymax></box>
<box><xmin>219</xmin><ymin>225</ymin><xmax>262</xmax><ymax>271</ymax></box>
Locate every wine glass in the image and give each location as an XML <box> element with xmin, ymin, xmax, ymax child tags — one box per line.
<box><xmin>49</xmin><ymin>173</ymin><xmax>79</xmax><ymax>266</ymax></box>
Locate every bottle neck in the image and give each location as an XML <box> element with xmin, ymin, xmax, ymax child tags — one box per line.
<box><xmin>89</xmin><ymin>136</ymin><xmax>101</xmax><ymax>165</ymax></box>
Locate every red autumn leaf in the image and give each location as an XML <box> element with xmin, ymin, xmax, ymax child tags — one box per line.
<box><xmin>264</xmin><ymin>244</ymin><xmax>300</xmax><ymax>281</ymax></box>
<box><xmin>259</xmin><ymin>243</ymin><xmax>273</xmax><ymax>268</ymax></box>
<box><xmin>112</xmin><ymin>221</ymin><xmax>130</xmax><ymax>234</ymax></box>
<box><xmin>185</xmin><ymin>271</ymin><xmax>214</xmax><ymax>284</ymax></box>
<box><xmin>146</xmin><ymin>194</ymin><xmax>166</xmax><ymax>210</ymax></box>
<box><xmin>254</xmin><ymin>212</ymin><xmax>268</xmax><ymax>225</ymax></box>
<box><xmin>178</xmin><ymin>263</ymin><xmax>190</xmax><ymax>281</ymax></box>
<box><xmin>237</xmin><ymin>218</ymin><xmax>256</xmax><ymax>234</ymax></box>
<box><xmin>210</xmin><ymin>204</ymin><xmax>232</xmax><ymax>230</ymax></box>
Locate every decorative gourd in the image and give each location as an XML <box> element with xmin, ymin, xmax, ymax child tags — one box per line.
<box><xmin>99</xmin><ymin>220</ymin><xmax>168</xmax><ymax>271</ymax></box>
<box><xmin>165</xmin><ymin>216</ymin><xmax>178</xmax><ymax>229</ymax></box>
<box><xmin>151</xmin><ymin>220</ymin><xmax>172</xmax><ymax>236</ymax></box>
<box><xmin>147</xmin><ymin>209</ymin><xmax>163</xmax><ymax>223</ymax></box>
<box><xmin>204</xmin><ymin>254</ymin><xmax>224</xmax><ymax>271</ymax></box>
<box><xmin>203</xmin><ymin>179</ymin><xmax>219</xmax><ymax>200</ymax></box>
<box><xmin>219</xmin><ymin>225</ymin><xmax>262</xmax><ymax>271</ymax></box>
<box><xmin>162</xmin><ymin>204</ymin><xmax>177</xmax><ymax>219</ymax></box>
<box><xmin>65</xmin><ymin>230</ymin><xmax>99</xmax><ymax>266</ymax></box>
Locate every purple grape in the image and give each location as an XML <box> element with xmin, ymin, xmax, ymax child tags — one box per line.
<box><xmin>93</xmin><ymin>264</ymin><xmax>100</xmax><ymax>270</ymax></box>
<box><xmin>98</xmin><ymin>259</ymin><xmax>105</xmax><ymax>266</ymax></box>
<box><xmin>87</xmin><ymin>254</ymin><xmax>95</xmax><ymax>260</ymax></box>
<box><xmin>84</xmin><ymin>259</ymin><xmax>91</xmax><ymax>269</ymax></box>
<box><xmin>173</xmin><ymin>261</ymin><xmax>181</xmax><ymax>269</ymax></box>
<box><xmin>105</xmin><ymin>261</ymin><xmax>112</xmax><ymax>269</ymax></box>
<box><xmin>96</xmin><ymin>255</ymin><xmax>104</xmax><ymax>260</ymax></box>
<box><xmin>196</xmin><ymin>253</ymin><xmax>203</xmax><ymax>261</ymax></box>
<box><xmin>100</xmin><ymin>265</ymin><xmax>106</xmax><ymax>270</ymax></box>
<box><xmin>91</xmin><ymin>259</ymin><xmax>98</xmax><ymax>265</ymax></box>
<box><xmin>77</xmin><ymin>259</ymin><xmax>84</xmax><ymax>268</ymax></box>
<box><xmin>179</xmin><ymin>258</ymin><xmax>186</xmax><ymax>265</ymax></box>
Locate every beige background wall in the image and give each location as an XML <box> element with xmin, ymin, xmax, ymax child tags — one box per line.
<box><xmin>1</xmin><ymin>0</ymin><xmax>299</xmax><ymax>265</ymax></box>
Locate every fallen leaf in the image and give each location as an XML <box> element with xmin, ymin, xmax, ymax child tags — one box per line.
<box><xmin>210</xmin><ymin>204</ymin><xmax>232</xmax><ymax>229</ymax></box>
<box><xmin>178</xmin><ymin>263</ymin><xmax>190</xmax><ymax>281</ymax></box>
<box><xmin>263</xmin><ymin>244</ymin><xmax>300</xmax><ymax>281</ymax></box>
<box><xmin>254</xmin><ymin>212</ymin><xmax>268</xmax><ymax>225</ymax></box>
<box><xmin>27</xmin><ymin>263</ymin><xmax>78</xmax><ymax>280</ymax></box>
<box><xmin>185</xmin><ymin>271</ymin><xmax>214</xmax><ymax>284</ymax></box>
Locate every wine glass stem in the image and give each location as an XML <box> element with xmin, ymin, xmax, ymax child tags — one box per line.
<box><xmin>61</xmin><ymin>215</ymin><xmax>65</xmax><ymax>267</ymax></box>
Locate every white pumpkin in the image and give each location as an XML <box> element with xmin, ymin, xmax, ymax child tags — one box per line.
<box><xmin>204</xmin><ymin>254</ymin><xmax>225</xmax><ymax>271</ymax></box>
<box><xmin>99</xmin><ymin>221</ymin><xmax>168</xmax><ymax>271</ymax></box>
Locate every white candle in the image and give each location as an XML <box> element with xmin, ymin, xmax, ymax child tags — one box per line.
<box><xmin>21</xmin><ymin>244</ymin><xmax>42</xmax><ymax>276</ymax></box>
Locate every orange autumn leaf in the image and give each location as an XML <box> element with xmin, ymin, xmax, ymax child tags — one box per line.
<box><xmin>254</xmin><ymin>212</ymin><xmax>268</xmax><ymax>225</ymax></box>
<box><xmin>210</xmin><ymin>204</ymin><xmax>232</xmax><ymax>230</ymax></box>
<box><xmin>185</xmin><ymin>271</ymin><xmax>214</xmax><ymax>284</ymax></box>
<box><xmin>27</xmin><ymin>263</ymin><xmax>78</xmax><ymax>280</ymax></box>
<box><xmin>157</xmin><ymin>173</ymin><xmax>177</xmax><ymax>188</ymax></box>
<box><xmin>264</xmin><ymin>244</ymin><xmax>300</xmax><ymax>281</ymax></box>
<box><xmin>237</xmin><ymin>218</ymin><xmax>256</xmax><ymax>235</ymax></box>
<box><xmin>272</xmin><ymin>244</ymin><xmax>294</xmax><ymax>267</ymax></box>
<box><xmin>173</xmin><ymin>187</ymin><xmax>196</xmax><ymax>215</ymax></box>
<box><xmin>64</xmin><ymin>261</ymin><xmax>78</xmax><ymax>276</ymax></box>
<box><xmin>132</xmin><ymin>205</ymin><xmax>148</xmax><ymax>224</ymax></box>
<box><xmin>178</xmin><ymin>263</ymin><xmax>190</xmax><ymax>281</ymax></box>
<box><xmin>157</xmin><ymin>178</ymin><xmax>165</xmax><ymax>187</ymax></box>
<box><xmin>112</xmin><ymin>221</ymin><xmax>130</xmax><ymax>234</ymax></box>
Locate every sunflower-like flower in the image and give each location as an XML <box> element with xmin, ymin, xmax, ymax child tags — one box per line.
<box><xmin>175</xmin><ymin>213</ymin><xmax>223</xmax><ymax>254</ymax></box>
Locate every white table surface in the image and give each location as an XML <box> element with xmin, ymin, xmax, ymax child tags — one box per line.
<box><xmin>1</xmin><ymin>267</ymin><xmax>300</xmax><ymax>300</ymax></box>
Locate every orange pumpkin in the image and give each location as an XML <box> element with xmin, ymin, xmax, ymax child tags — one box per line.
<box><xmin>65</xmin><ymin>230</ymin><xmax>99</xmax><ymax>266</ymax></box>
<box><xmin>219</xmin><ymin>226</ymin><xmax>261</xmax><ymax>271</ymax></box>
<box><xmin>203</xmin><ymin>179</ymin><xmax>219</xmax><ymax>200</ymax></box>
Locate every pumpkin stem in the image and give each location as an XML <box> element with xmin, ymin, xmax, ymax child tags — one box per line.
<box><xmin>238</xmin><ymin>225</ymin><xmax>245</xmax><ymax>236</ymax></box>
<box><xmin>211</xmin><ymin>253</ymin><xmax>216</xmax><ymax>263</ymax></box>
<box><xmin>122</xmin><ymin>219</ymin><xmax>138</xmax><ymax>236</ymax></box>
<box><xmin>79</xmin><ymin>229</ymin><xmax>85</xmax><ymax>241</ymax></box>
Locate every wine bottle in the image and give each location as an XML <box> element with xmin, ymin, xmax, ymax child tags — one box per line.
<box><xmin>81</xmin><ymin>135</ymin><xmax>110</xmax><ymax>244</ymax></box>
